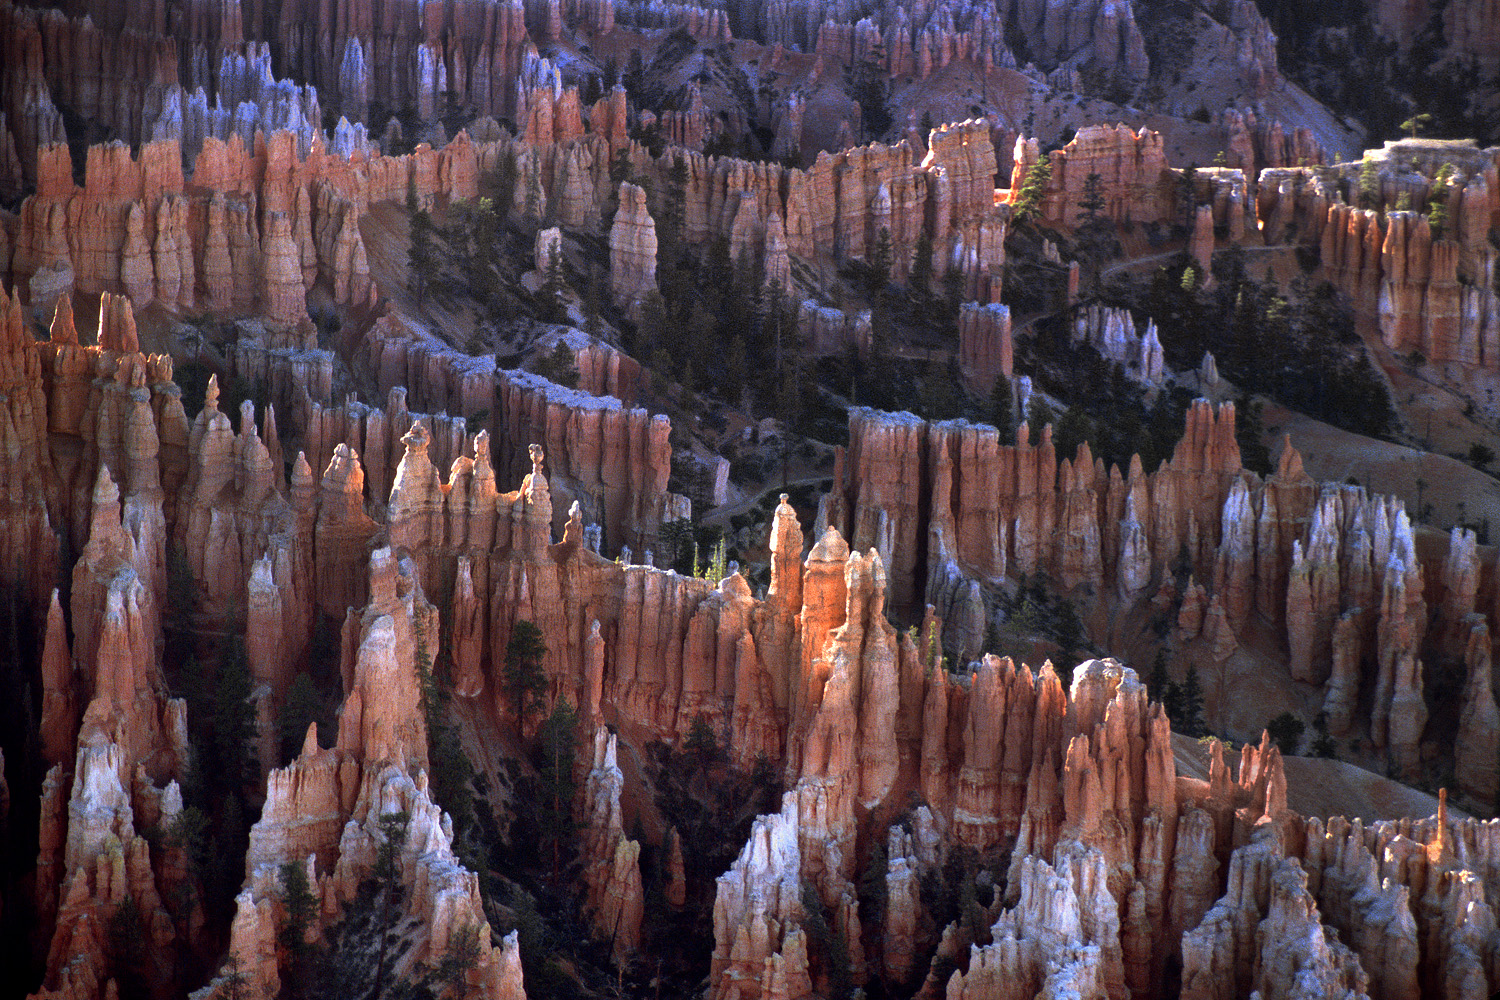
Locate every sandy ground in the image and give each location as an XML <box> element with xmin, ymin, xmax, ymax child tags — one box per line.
<box><xmin>1261</xmin><ymin>398</ymin><xmax>1500</xmax><ymax>536</ymax></box>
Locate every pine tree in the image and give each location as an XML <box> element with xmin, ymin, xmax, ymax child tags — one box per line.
<box><xmin>1079</xmin><ymin>171</ymin><xmax>1106</xmax><ymax>222</ymax></box>
<box><xmin>407</xmin><ymin>176</ymin><xmax>436</xmax><ymax>305</ymax></box>
<box><xmin>989</xmin><ymin>375</ymin><xmax>1015</xmax><ymax>440</ymax></box>
<box><xmin>1177</xmin><ymin>164</ymin><xmax>1199</xmax><ymax>233</ymax></box>
<box><xmin>109</xmin><ymin>894</ymin><xmax>150</xmax><ymax>1000</ymax></box>
<box><xmin>1266</xmin><ymin>712</ymin><xmax>1305</xmax><ymax>756</ymax></box>
<box><xmin>503</xmin><ymin>620</ymin><xmax>549</xmax><ymax>727</ymax></box>
<box><xmin>278</xmin><ymin>672</ymin><xmax>328</xmax><ymax>765</ymax></box>
<box><xmin>371</xmin><ymin>809</ymin><xmax>412</xmax><ymax>999</ymax></box>
<box><xmin>765</xmin><ymin>279</ymin><xmax>789</xmax><ymax>378</ymax></box>
<box><xmin>776</xmin><ymin>360</ymin><xmax>804</xmax><ymax>431</ymax></box>
<box><xmin>523</xmin><ymin>168</ymin><xmax>544</xmax><ymax>223</ymax></box>
<box><xmin>1400</xmin><ymin>113</ymin><xmax>1433</xmax><ymax>138</ymax></box>
<box><xmin>534</xmin><ymin>340</ymin><xmax>579</xmax><ymax>388</ymax></box>
<box><xmin>1053</xmin><ymin>406</ymin><xmax>1093</xmax><ymax>461</ymax></box>
<box><xmin>800</xmin><ymin>879</ymin><xmax>853</xmax><ymax>1000</ymax></box>
<box><xmin>213</xmin><ymin>637</ymin><xmax>257</xmax><ymax>790</ymax></box>
<box><xmin>857</xmin><ymin>836</ymin><xmax>889</xmax><ymax>928</ymax></box>
<box><xmin>583</xmin><ymin>263</ymin><xmax>603</xmax><ymax>335</ymax></box>
<box><xmin>375</xmin><ymin>809</ymin><xmax>411</xmax><ymax>887</ymax></box>
<box><xmin>536</xmin><ymin>699</ymin><xmax>579</xmax><ymax>878</ymax></box>
<box><xmin>279</xmin><ymin>859</ymin><xmax>319</xmax><ymax>995</ymax></box>
<box><xmin>1012</xmin><ymin>154</ymin><xmax>1052</xmax><ymax>223</ymax></box>
<box><xmin>218</xmin><ymin>956</ymin><xmax>250</xmax><ymax>1000</ymax></box>
<box><xmin>1178</xmin><ymin>666</ymin><xmax>1206</xmax><ymax>737</ymax></box>
<box><xmin>1428</xmin><ymin>163</ymin><xmax>1454</xmax><ymax>239</ymax></box>
<box><xmin>684</xmin><ymin>713</ymin><xmax>721</xmax><ymax>771</ymax></box>
<box><xmin>867</xmin><ymin>227</ymin><xmax>893</xmax><ymax>295</ymax></box>
<box><xmin>943</xmin><ymin>265</ymin><xmax>965</xmax><ymax>316</ymax></box>
<box><xmin>661</xmin><ymin>155</ymin><xmax>689</xmax><ymax>256</ymax></box>
<box><xmin>430</xmin><ymin>923</ymin><xmax>482</xmax><ymax>997</ymax></box>
<box><xmin>723</xmin><ymin>335</ymin><xmax>749</xmax><ymax>410</ymax></box>
<box><xmin>911</xmin><ymin>229</ymin><xmax>934</xmax><ymax>294</ymax></box>
<box><xmin>1026</xmin><ymin>394</ymin><xmax>1055</xmax><ymax>435</ymax></box>
<box><xmin>417</xmin><ymin>612</ymin><xmax>475</xmax><ymax>836</ymax></box>
<box><xmin>635</xmin><ymin>291</ymin><xmax>667</xmax><ymax>362</ymax></box>
<box><xmin>1075</xmin><ymin>171</ymin><xmax>1115</xmax><ymax>289</ymax></box>
<box><xmin>1146</xmin><ymin>648</ymin><xmax>1171</xmax><ymax>703</ymax></box>
<box><xmin>1357</xmin><ymin>154</ymin><xmax>1380</xmax><ymax>209</ymax></box>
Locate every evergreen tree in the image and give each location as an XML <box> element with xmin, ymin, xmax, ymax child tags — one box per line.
<box><xmin>1025</xmin><ymin>394</ymin><xmax>1055</xmax><ymax>435</ymax></box>
<box><xmin>911</xmin><ymin>229</ymin><xmax>934</xmax><ymax>294</ymax></box>
<box><xmin>857</xmin><ymin>836</ymin><xmax>889</xmax><ymax>930</ymax></box>
<box><xmin>1400</xmin><ymin>113</ymin><xmax>1433</xmax><ymax>138</ymax></box>
<box><xmin>764</xmin><ymin>278</ymin><xmax>790</xmax><ymax>378</ymax></box>
<box><xmin>1177</xmin><ymin>666</ymin><xmax>1206</xmax><ymax>737</ymax></box>
<box><xmin>1146</xmin><ymin>649</ymin><xmax>1171</xmax><ymax>703</ymax></box>
<box><xmin>850</xmin><ymin>48</ymin><xmax>892</xmax><ymax>139</ymax></box>
<box><xmin>989</xmin><ymin>375</ymin><xmax>1015</xmax><ymax>440</ymax></box>
<box><xmin>503</xmin><ymin>620</ymin><xmax>549</xmax><ymax>726</ymax></box>
<box><xmin>943</xmin><ymin>265</ymin><xmax>965</xmax><ymax>316</ymax></box>
<box><xmin>1075</xmin><ymin>171</ymin><xmax>1116</xmax><ymax>289</ymax></box>
<box><xmin>919</xmin><ymin>362</ymin><xmax>963</xmax><ymax>421</ymax></box>
<box><xmin>1012</xmin><ymin>154</ymin><xmax>1052</xmax><ymax>223</ymax></box>
<box><xmin>217</xmin><ymin>956</ymin><xmax>251</xmax><ymax>1000</ymax></box>
<box><xmin>109</xmin><ymin>895</ymin><xmax>151</xmax><ymax>1000</ymax></box>
<box><xmin>163</xmin><ymin>806</ymin><xmax>212</xmax><ymax>886</ymax></box>
<box><xmin>522</xmin><ymin>167</ymin><xmax>544</xmax><ymax>223</ymax></box>
<box><xmin>429</xmin><ymin>923</ymin><xmax>482</xmax><ymax>998</ymax></box>
<box><xmin>776</xmin><ymin>360</ymin><xmax>804</xmax><ymax>431</ymax></box>
<box><xmin>1176</xmin><ymin>164</ymin><xmax>1199</xmax><ymax>233</ymax></box>
<box><xmin>371</xmin><ymin>809</ymin><xmax>412</xmax><ymax>1000</ymax></box>
<box><xmin>867</xmin><ymin>227</ymin><xmax>894</xmax><ymax>295</ymax></box>
<box><xmin>1052</xmin><ymin>406</ymin><xmax>1093</xmax><ymax>461</ymax></box>
<box><xmin>278</xmin><ymin>672</ymin><xmax>329</xmax><ymax>765</ymax></box>
<box><xmin>800</xmin><ymin>879</ymin><xmax>853</xmax><ymax>1000</ymax></box>
<box><xmin>661</xmin><ymin>155</ymin><xmax>689</xmax><ymax>256</ymax></box>
<box><xmin>683</xmin><ymin>300</ymin><xmax>718</xmax><ymax>378</ymax></box>
<box><xmin>684</xmin><ymin>713</ymin><xmax>722</xmax><ymax>771</ymax></box>
<box><xmin>1357</xmin><ymin>154</ymin><xmax>1380</xmax><ymax>209</ymax></box>
<box><xmin>634</xmin><ymin>291</ymin><xmax>668</xmax><ymax>362</ymax></box>
<box><xmin>583</xmin><ymin>263</ymin><xmax>603</xmax><ymax>335</ymax></box>
<box><xmin>1428</xmin><ymin>163</ymin><xmax>1454</xmax><ymax>239</ymax></box>
<box><xmin>1309</xmin><ymin>712</ymin><xmax>1338</xmax><ymax>758</ymax></box>
<box><xmin>723</xmin><ymin>335</ymin><xmax>749</xmax><ymax>411</ymax></box>
<box><xmin>1079</xmin><ymin>170</ymin><xmax>1107</xmax><ymax>222</ymax></box>
<box><xmin>533</xmin><ymin>340</ymin><xmax>579</xmax><ymax>388</ymax></box>
<box><xmin>279</xmin><ymin>860</ymin><xmax>319</xmax><ymax>996</ymax></box>
<box><xmin>407</xmin><ymin>176</ymin><xmax>436</xmax><ymax>305</ymax></box>
<box><xmin>213</xmin><ymin>637</ymin><xmax>257</xmax><ymax>790</ymax></box>
<box><xmin>1265</xmin><ymin>712</ymin><xmax>1305</xmax><ymax>756</ymax></box>
<box><xmin>536</xmin><ymin>699</ymin><xmax>579</xmax><ymax>878</ymax></box>
<box><xmin>204</xmin><ymin>793</ymin><xmax>250</xmax><ymax>922</ymax></box>
<box><xmin>868</xmin><ymin>304</ymin><xmax>895</xmax><ymax>390</ymax></box>
<box><xmin>417</xmin><ymin>614</ymin><xmax>475</xmax><ymax>836</ymax></box>
<box><xmin>375</xmin><ymin>809</ymin><xmax>411</xmax><ymax>888</ymax></box>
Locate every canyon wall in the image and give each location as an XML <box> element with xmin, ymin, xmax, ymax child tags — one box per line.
<box><xmin>13</xmin><ymin>281</ymin><xmax>1500</xmax><ymax>999</ymax></box>
<box><xmin>1266</xmin><ymin>140</ymin><xmax>1500</xmax><ymax>369</ymax></box>
<box><xmin>4</xmin><ymin>127</ymin><xmax>479</xmax><ymax>322</ymax></box>
<box><xmin>820</xmin><ymin>401</ymin><xmax>1496</xmax><ymax>791</ymax></box>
